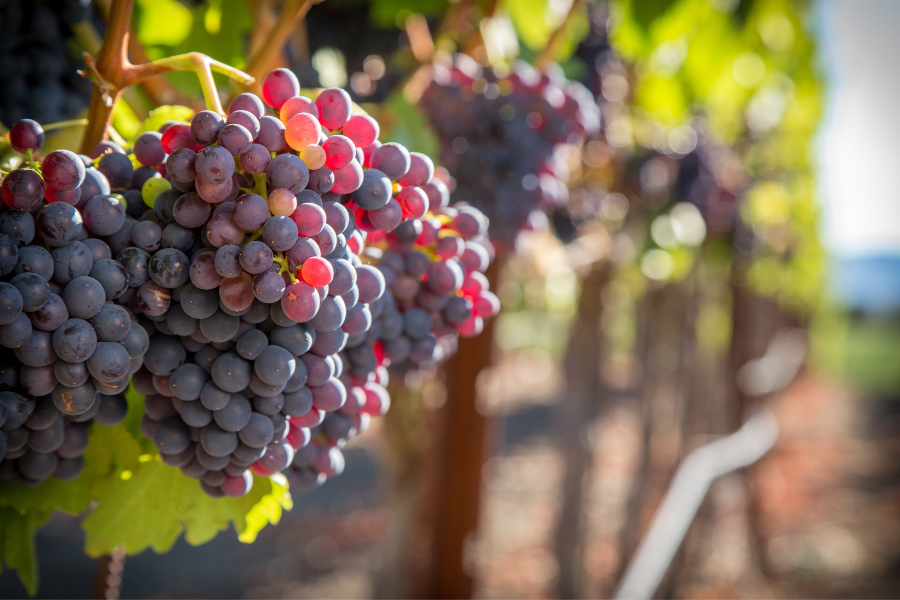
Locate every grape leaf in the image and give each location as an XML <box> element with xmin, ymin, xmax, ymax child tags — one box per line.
<box><xmin>0</xmin><ymin>423</ymin><xmax>142</xmax><ymax>594</ymax></box>
<box><xmin>0</xmin><ymin>507</ymin><xmax>51</xmax><ymax>596</ymax></box>
<box><xmin>0</xmin><ymin>424</ymin><xmax>142</xmax><ymax>515</ymax></box>
<box><xmin>502</xmin><ymin>0</ymin><xmax>590</xmax><ymax>61</ymax></box>
<box><xmin>238</xmin><ymin>473</ymin><xmax>293</xmax><ymax>543</ymax></box>
<box><xmin>369</xmin><ymin>0</ymin><xmax>449</xmax><ymax>28</ymax></box>
<box><xmin>82</xmin><ymin>459</ymin><xmax>292</xmax><ymax>557</ymax></box>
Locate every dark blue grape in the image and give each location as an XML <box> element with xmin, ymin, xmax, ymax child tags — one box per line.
<box><xmin>116</xmin><ymin>247</ymin><xmax>150</xmax><ymax>288</ymax></box>
<box><xmin>148</xmin><ymin>248</ymin><xmax>189</xmax><ymax>289</ymax></box>
<box><xmin>49</xmin><ymin>242</ymin><xmax>90</xmax><ymax>285</ymax></box>
<box><xmin>80</xmin><ymin>168</ymin><xmax>111</xmax><ymax>203</ymax></box>
<box><xmin>196</xmin><ymin>145</ymin><xmax>235</xmax><ymax>185</ymax></box>
<box><xmin>62</xmin><ymin>276</ymin><xmax>105</xmax><ymax>319</ymax></box>
<box><xmin>10</xmin><ymin>272</ymin><xmax>49</xmax><ymax>312</ymax></box>
<box><xmin>154</xmin><ymin>416</ymin><xmax>191</xmax><ymax>455</ymax></box>
<box><xmin>351</xmin><ymin>169</ymin><xmax>392</xmax><ymax>210</ymax></box>
<box><xmin>0</xmin><ymin>211</ymin><xmax>35</xmax><ymax>245</ymax></box>
<box><xmin>89</xmin><ymin>304</ymin><xmax>131</xmax><ymax>342</ymax></box>
<box><xmin>200</xmin><ymin>423</ymin><xmax>238</xmax><ymax>457</ymax></box>
<box><xmin>143</xmin><ymin>334</ymin><xmax>186</xmax><ymax>376</ymax></box>
<box><xmin>97</xmin><ymin>152</ymin><xmax>133</xmax><ymax>188</ymax></box>
<box><xmin>86</xmin><ymin>341</ymin><xmax>129</xmax><ymax>383</ymax></box>
<box><xmin>236</xmin><ymin>329</ymin><xmax>267</xmax><ymax>360</ymax></box>
<box><xmin>237</xmin><ymin>412</ymin><xmax>274</xmax><ymax>448</ymax></box>
<box><xmin>266</xmin><ymin>153</ymin><xmax>309</xmax><ymax>194</ymax></box>
<box><xmin>261</xmin><ymin>216</ymin><xmax>299</xmax><ymax>252</ymax></box>
<box><xmin>213</xmin><ymin>395</ymin><xmax>251</xmax><ymax>432</ymax></box>
<box><xmin>55</xmin><ymin>360</ymin><xmax>89</xmax><ymax>388</ymax></box>
<box><xmin>90</xmin><ymin>258</ymin><xmax>129</xmax><ymax>299</ymax></box>
<box><xmin>36</xmin><ymin>202</ymin><xmax>82</xmax><ymax>247</ymax></box>
<box><xmin>210</xmin><ymin>352</ymin><xmax>250</xmax><ymax>393</ymax></box>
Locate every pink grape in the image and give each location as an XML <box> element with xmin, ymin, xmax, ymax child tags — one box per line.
<box><xmin>279</xmin><ymin>95</ymin><xmax>319</xmax><ymax>124</ymax></box>
<box><xmin>301</xmin><ymin>257</ymin><xmax>333</xmax><ymax>287</ymax></box>
<box><xmin>342</xmin><ymin>114</ymin><xmax>379</xmax><ymax>148</ymax></box>
<box><xmin>397</xmin><ymin>186</ymin><xmax>428</xmax><ymax>219</ymax></box>
<box><xmin>281</xmin><ymin>281</ymin><xmax>320</xmax><ymax>322</ymax></box>
<box><xmin>268</xmin><ymin>188</ymin><xmax>297</xmax><ymax>216</ymax></box>
<box><xmin>285</xmin><ymin>113</ymin><xmax>320</xmax><ymax>150</ymax></box>
<box><xmin>262</xmin><ymin>68</ymin><xmax>300</xmax><ymax>109</ymax></box>
<box><xmin>290</xmin><ymin>203</ymin><xmax>326</xmax><ymax>237</ymax></box>
<box><xmin>331</xmin><ymin>160</ymin><xmax>363</xmax><ymax>194</ymax></box>
<box><xmin>160</xmin><ymin>123</ymin><xmax>195</xmax><ymax>154</ymax></box>
<box><xmin>315</xmin><ymin>88</ymin><xmax>352</xmax><ymax>131</ymax></box>
<box><xmin>299</xmin><ymin>145</ymin><xmax>326</xmax><ymax>170</ymax></box>
<box><xmin>323</xmin><ymin>135</ymin><xmax>355</xmax><ymax>170</ymax></box>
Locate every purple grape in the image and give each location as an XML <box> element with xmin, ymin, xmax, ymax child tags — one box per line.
<box><xmin>218</xmin><ymin>124</ymin><xmax>254</xmax><ymax>156</ymax></box>
<box><xmin>134</xmin><ymin>131</ymin><xmax>166</xmax><ymax>166</ymax></box>
<box><xmin>191</xmin><ymin>110</ymin><xmax>225</xmax><ymax>146</ymax></box>
<box><xmin>43</xmin><ymin>150</ymin><xmax>86</xmax><ymax>192</ymax></box>
<box><xmin>195</xmin><ymin>145</ymin><xmax>235</xmax><ymax>185</ymax></box>
<box><xmin>266</xmin><ymin>154</ymin><xmax>309</xmax><ymax>194</ymax></box>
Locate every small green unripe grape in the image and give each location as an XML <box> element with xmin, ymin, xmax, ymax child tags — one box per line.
<box><xmin>268</xmin><ymin>188</ymin><xmax>297</xmax><ymax>216</ymax></box>
<box><xmin>142</xmin><ymin>176</ymin><xmax>171</xmax><ymax>208</ymax></box>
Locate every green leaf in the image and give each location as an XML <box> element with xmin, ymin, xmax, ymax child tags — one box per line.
<box><xmin>0</xmin><ymin>424</ymin><xmax>141</xmax><ymax>516</ymax></box>
<box><xmin>83</xmin><ymin>460</ymin><xmax>292</xmax><ymax>557</ymax></box>
<box><xmin>503</xmin><ymin>0</ymin><xmax>589</xmax><ymax>61</ymax></box>
<box><xmin>134</xmin><ymin>0</ymin><xmax>194</xmax><ymax>47</ymax></box>
<box><xmin>113</xmin><ymin>101</ymin><xmax>143</xmax><ymax>144</ymax></box>
<box><xmin>369</xmin><ymin>0</ymin><xmax>449</xmax><ymax>28</ymax></box>
<box><xmin>0</xmin><ymin>507</ymin><xmax>51</xmax><ymax>596</ymax></box>
<box><xmin>238</xmin><ymin>473</ymin><xmax>293</xmax><ymax>543</ymax></box>
<box><xmin>162</xmin><ymin>0</ymin><xmax>252</xmax><ymax>97</ymax></box>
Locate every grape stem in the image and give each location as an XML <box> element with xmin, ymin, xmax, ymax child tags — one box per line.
<box><xmin>79</xmin><ymin>0</ymin><xmax>255</xmax><ymax>154</ymax></box>
<box><xmin>244</xmin><ymin>0</ymin><xmax>317</xmax><ymax>87</ymax></box>
<box><xmin>252</xmin><ymin>173</ymin><xmax>269</xmax><ymax>200</ymax></box>
<box><xmin>243</xmin><ymin>231</ymin><xmax>263</xmax><ymax>246</ymax></box>
<box><xmin>273</xmin><ymin>253</ymin><xmax>299</xmax><ymax>284</ymax></box>
<box><xmin>42</xmin><ymin>118</ymin><xmax>89</xmax><ymax>132</ymax></box>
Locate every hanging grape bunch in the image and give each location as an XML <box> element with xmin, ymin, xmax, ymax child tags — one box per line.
<box><xmin>419</xmin><ymin>54</ymin><xmax>601</xmax><ymax>249</ymax></box>
<box><xmin>0</xmin><ymin>119</ymin><xmax>132</xmax><ymax>486</ymax></box>
<box><xmin>0</xmin><ymin>67</ymin><xmax>500</xmax><ymax>498</ymax></box>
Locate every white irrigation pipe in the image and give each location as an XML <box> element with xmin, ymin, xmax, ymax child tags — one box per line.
<box><xmin>613</xmin><ymin>329</ymin><xmax>804</xmax><ymax>600</ymax></box>
<box><xmin>612</xmin><ymin>408</ymin><xmax>778</xmax><ymax>599</ymax></box>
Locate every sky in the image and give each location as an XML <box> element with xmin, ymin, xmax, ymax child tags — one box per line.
<box><xmin>817</xmin><ymin>0</ymin><xmax>900</xmax><ymax>258</ymax></box>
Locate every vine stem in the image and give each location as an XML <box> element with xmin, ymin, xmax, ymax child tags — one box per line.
<box><xmin>534</xmin><ymin>0</ymin><xmax>585</xmax><ymax>68</ymax></box>
<box><xmin>244</xmin><ymin>0</ymin><xmax>316</xmax><ymax>86</ymax></box>
<box><xmin>42</xmin><ymin>118</ymin><xmax>89</xmax><ymax>132</ymax></box>
<box><xmin>79</xmin><ymin>0</ymin><xmax>254</xmax><ymax>153</ymax></box>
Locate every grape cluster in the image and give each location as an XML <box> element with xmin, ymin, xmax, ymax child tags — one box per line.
<box><xmin>419</xmin><ymin>54</ymin><xmax>601</xmax><ymax>248</ymax></box>
<box><xmin>354</xmin><ymin>202</ymin><xmax>499</xmax><ymax>377</ymax></box>
<box><xmin>0</xmin><ymin>121</ymin><xmax>134</xmax><ymax>485</ymax></box>
<box><xmin>0</xmin><ymin>0</ymin><xmax>95</xmax><ymax>126</ymax></box>
<box><xmin>0</xmin><ymin>65</ymin><xmax>501</xmax><ymax>497</ymax></box>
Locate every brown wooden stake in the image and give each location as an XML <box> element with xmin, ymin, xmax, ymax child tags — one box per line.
<box><xmin>534</xmin><ymin>0</ymin><xmax>586</xmax><ymax>68</ymax></box>
<box><xmin>414</xmin><ymin>257</ymin><xmax>502</xmax><ymax>599</ymax></box>
<box><xmin>244</xmin><ymin>0</ymin><xmax>315</xmax><ymax>87</ymax></box>
<box><xmin>553</xmin><ymin>258</ymin><xmax>610</xmax><ymax>599</ymax></box>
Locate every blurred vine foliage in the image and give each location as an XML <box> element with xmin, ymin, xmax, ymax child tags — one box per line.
<box><xmin>608</xmin><ymin>0</ymin><xmax>824</xmax><ymax>312</ymax></box>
